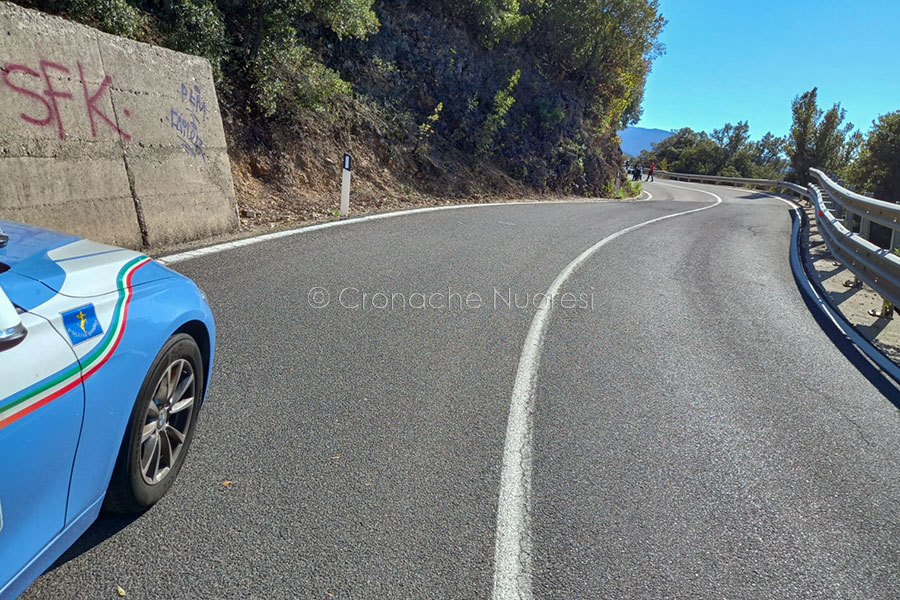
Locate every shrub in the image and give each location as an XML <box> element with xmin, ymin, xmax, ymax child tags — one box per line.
<box><xmin>619</xmin><ymin>179</ymin><xmax>642</xmax><ymax>199</ymax></box>
<box><xmin>476</xmin><ymin>69</ymin><xmax>520</xmax><ymax>155</ymax></box>
<box><xmin>416</xmin><ymin>101</ymin><xmax>444</xmax><ymax>152</ymax></box>
<box><xmin>251</xmin><ymin>28</ymin><xmax>351</xmax><ymax>116</ymax></box>
<box><xmin>538</xmin><ymin>98</ymin><xmax>565</xmax><ymax>130</ymax></box>
<box><xmin>66</xmin><ymin>0</ymin><xmax>145</xmax><ymax>39</ymax></box>
<box><xmin>718</xmin><ymin>165</ymin><xmax>740</xmax><ymax>178</ymax></box>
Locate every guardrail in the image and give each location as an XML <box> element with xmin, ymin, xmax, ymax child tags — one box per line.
<box><xmin>654</xmin><ymin>170</ymin><xmax>809</xmax><ymax>199</ymax></box>
<box><xmin>649</xmin><ymin>168</ymin><xmax>900</xmax><ymax>308</ymax></box>
<box><xmin>808</xmin><ymin>169</ymin><xmax>900</xmax><ymax>308</ymax></box>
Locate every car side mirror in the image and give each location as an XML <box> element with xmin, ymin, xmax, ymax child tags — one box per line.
<box><xmin>0</xmin><ymin>284</ymin><xmax>26</xmax><ymax>351</ymax></box>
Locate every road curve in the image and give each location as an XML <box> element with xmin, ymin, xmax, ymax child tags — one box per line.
<box><xmin>24</xmin><ymin>181</ymin><xmax>900</xmax><ymax>600</ymax></box>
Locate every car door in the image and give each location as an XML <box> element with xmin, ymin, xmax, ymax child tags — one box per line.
<box><xmin>0</xmin><ymin>305</ymin><xmax>84</xmax><ymax>588</ymax></box>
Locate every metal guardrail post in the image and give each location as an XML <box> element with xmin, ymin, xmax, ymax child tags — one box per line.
<box><xmin>854</xmin><ymin>218</ymin><xmax>873</xmax><ymax>291</ymax></box>
<box><xmin>859</xmin><ymin>217</ymin><xmax>871</xmax><ymax>240</ymax></box>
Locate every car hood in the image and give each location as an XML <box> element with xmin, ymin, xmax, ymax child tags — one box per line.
<box><xmin>0</xmin><ymin>220</ymin><xmax>170</xmax><ymax>309</ymax></box>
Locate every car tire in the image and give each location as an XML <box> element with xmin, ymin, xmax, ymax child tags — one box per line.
<box><xmin>103</xmin><ymin>333</ymin><xmax>204</xmax><ymax>514</ymax></box>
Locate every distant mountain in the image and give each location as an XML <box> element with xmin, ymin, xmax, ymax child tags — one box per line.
<box><xmin>619</xmin><ymin>126</ymin><xmax>674</xmax><ymax>157</ymax></box>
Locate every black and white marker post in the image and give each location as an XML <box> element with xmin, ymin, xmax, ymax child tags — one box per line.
<box><xmin>340</xmin><ymin>153</ymin><xmax>352</xmax><ymax>218</ymax></box>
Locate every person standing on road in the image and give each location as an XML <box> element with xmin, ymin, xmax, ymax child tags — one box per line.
<box><xmin>646</xmin><ymin>161</ymin><xmax>655</xmax><ymax>182</ymax></box>
<box><xmin>633</xmin><ymin>164</ymin><xmax>642</xmax><ymax>181</ymax></box>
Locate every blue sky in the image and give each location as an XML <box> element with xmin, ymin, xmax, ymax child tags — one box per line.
<box><xmin>636</xmin><ymin>0</ymin><xmax>900</xmax><ymax>139</ymax></box>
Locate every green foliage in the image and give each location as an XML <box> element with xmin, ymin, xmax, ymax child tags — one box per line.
<box><xmin>787</xmin><ymin>87</ymin><xmax>857</xmax><ymax>185</ymax></box>
<box><xmin>242</xmin><ymin>0</ymin><xmax>380</xmax><ymax>44</ymax></box>
<box><xmin>746</xmin><ymin>132</ymin><xmax>788</xmax><ymax>179</ymax></box>
<box><xmin>416</xmin><ymin>101</ymin><xmax>444</xmax><ymax>151</ymax></box>
<box><xmin>370</xmin><ymin>56</ymin><xmax>399</xmax><ymax>75</ymax></box>
<box><xmin>308</xmin><ymin>0</ymin><xmax>379</xmax><ymax>39</ymax></box>
<box><xmin>27</xmin><ymin>0</ymin><xmax>378</xmax><ymax>116</ymax></box>
<box><xmin>447</xmin><ymin>0</ymin><xmax>533</xmax><ymax>47</ymax></box>
<box><xmin>66</xmin><ymin>0</ymin><xmax>145</xmax><ymax>38</ymax></box>
<box><xmin>845</xmin><ymin>111</ymin><xmax>900</xmax><ymax>203</ymax></box>
<box><xmin>241</xmin><ymin>0</ymin><xmax>378</xmax><ymax>115</ymax></box>
<box><xmin>640</xmin><ymin>124</ymin><xmax>787</xmax><ymax>179</ymax></box>
<box><xmin>710</xmin><ymin>121</ymin><xmax>749</xmax><ymax>173</ymax></box>
<box><xmin>538</xmin><ymin>98</ymin><xmax>565</xmax><ymax>130</ymax></box>
<box><xmin>619</xmin><ymin>179</ymin><xmax>641</xmax><ymax>199</ymax></box>
<box><xmin>167</xmin><ymin>0</ymin><xmax>228</xmax><ymax>86</ymax></box>
<box><xmin>252</xmin><ymin>30</ymin><xmax>351</xmax><ymax>115</ymax></box>
<box><xmin>530</xmin><ymin>0</ymin><xmax>666</xmax><ymax>127</ymax></box>
<box><xmin>718</xmin><ymin>165</ymin><xmax>740</xmax><ymax>178</ymax></box>
<box><xmin>444</xmin><ymin>0</ymin><xmax>666</xmax><ymax>127</ymax></box>
<box><xmin>25</xmin><ymin>0</ymin><xmax>667</xmax><ymax>195</ymax></box>
<box><xmin>477</xmin><ymin>69</ymin><xmax>521</xmax><ymax>156</ymax></box>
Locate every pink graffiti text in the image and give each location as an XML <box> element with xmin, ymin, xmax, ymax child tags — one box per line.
<box><xmin>1</xmin><ymin>60</ymin><xmax>132</xmax><ymax>141</ymax></box>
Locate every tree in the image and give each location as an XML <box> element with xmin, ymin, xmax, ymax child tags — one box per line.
<box><xmin>528</xmin><ymin>0</ymin><xmax>666</xmax><ymax>127</ymax></box>
<box><xmin>846</xmin><ymin>111</ymin><xmax>900</xmax><ymax>203</ymax></box>
<box><xmin>638</xmin><ymin>124</ymin><xmax>781</xmax><ymax>179</ymax></box>
<box><xmin>710</xmin><ymin>121</ymin><xmax>749</xmax><ymax>173</ymax></box>
<box><xmin>747</xmin><ymin>132</ymin><xmax>787</xmax><ymax>179</ymax></box>
<box><xmin>645</xmin><ymin>127</ymin><xmax>700</xmax><ymax>169</ymax></box>
<box><xmin>787</xmin><ymin>87</ymin><xmax>856</xmax><ymax>185</ymax></box>
<box><xmin>674</xmin><ymin>136</ymin><xmax>721</xmax><ymax>175</ymax></box>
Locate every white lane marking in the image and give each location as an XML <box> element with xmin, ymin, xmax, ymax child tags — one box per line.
<box><xmin>493</xmin><ymin>183</ymin><xmax>723</xmax><ymax>600</ymax></box>
<box><xmin>160</xmin><ymin>200</ymin><xmax>592</xmax><ymax>265</ymax></box>
<box><xmin>640</xmin><ymin>189</ymin><xmax>653</xmax><ymax>201</ymax></box>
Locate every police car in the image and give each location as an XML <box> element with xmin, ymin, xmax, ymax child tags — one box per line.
<box><xmin>0</xmin><ymin>220</ymin><xmax>215</xmax><ymax>598</ymax></box>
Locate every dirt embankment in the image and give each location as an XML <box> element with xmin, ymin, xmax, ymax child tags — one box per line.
<box><xmin>222</xmin><ymin>0</ymin><xmax>626</xmax><ymax>232</ymax></box>
<box><xmin>225</xmin><ymin>95</ymin><xmax>534</xmax><ymax>232</ymax></box>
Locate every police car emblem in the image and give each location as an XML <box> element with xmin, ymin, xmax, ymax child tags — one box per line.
<box><xmin>61</xmin><ymin>304</ymin><xmax>103</xmax><ymax>345</ymax></box>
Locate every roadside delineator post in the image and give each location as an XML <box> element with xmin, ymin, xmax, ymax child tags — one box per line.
<box><xmin>340</xmin><ymin>153</ymin><xmax>352</xmax><ymax>218</ymax></box>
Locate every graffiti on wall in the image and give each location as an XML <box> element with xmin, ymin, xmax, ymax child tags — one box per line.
<box><xmin>168</xmin><ymin>82</ymin><xmax>208</xmax><ymax>162</ymax></box>
<box><xmin>1</xmin><ymin>60</ymin><xmax>132</xmax><ymax>141</ymax></box>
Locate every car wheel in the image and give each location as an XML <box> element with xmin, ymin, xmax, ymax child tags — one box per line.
<box><xmin>104</xmin><ymin>333</ymin><xmax>203</xmax><ymax>513</ymax></box>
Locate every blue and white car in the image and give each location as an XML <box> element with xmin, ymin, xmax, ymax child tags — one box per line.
<box><xmin>0</xmin><ymin>220</ymin><xmax>215</xmax><ymax>599</ymax></box>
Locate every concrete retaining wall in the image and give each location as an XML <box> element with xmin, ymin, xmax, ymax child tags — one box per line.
<box><xmin>0</xmin><ymin>2</ymin><xmax>238</xmax><ymax>249</ymax></box>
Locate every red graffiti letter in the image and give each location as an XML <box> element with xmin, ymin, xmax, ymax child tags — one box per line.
<box><xmin>39</xmin><ymin>60</ymin><xmax>72</xmax><ymax>139</ymax></box>
<box><xmin>77</xmin><ymin>62</ymin><xmax>131</xmax><ymax>141</ymax></box>
<box><xmin>2</xmin><ymin>64</ymin><xmax>54</xmax><ymax>128</ymax></box>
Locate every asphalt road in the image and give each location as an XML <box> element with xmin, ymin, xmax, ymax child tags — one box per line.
<box><xmin>24</xmin><ymin>181</ymin><xmax>900</xmax><ymax>599</ymax></box>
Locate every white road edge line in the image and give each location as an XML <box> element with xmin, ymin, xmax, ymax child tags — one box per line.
<box><xmin>159</xmin><ymin>200</ymin><xmax>592</xmax><ymax>265</ymax></box>
<box><xmin>158</xmin><ymin>190</ymin><xmax>661</xmax><ymax>265</ymax></box>
<box><xmin>661</xmin><ymin>182</ymin><xmax>900</xmax><ymax>383</ymax></box>
<box><xmin>640</xmin><ymin>189</ymin><xmax>653</xmax><ymax>201</ymax></box>
<box><xmin>492</xmin><ymin>181</ymin><xmax>722</xmax><ymax>600</ymax></box>
<box><xmin>754</xmin><ymin>193</ymin><xmax>900</xmax><ymax>383</ymax></box>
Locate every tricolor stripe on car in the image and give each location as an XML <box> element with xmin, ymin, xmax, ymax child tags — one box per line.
<box><xmin>0</xmin><ymin>256</ymin><xmax>152</xmax><ymax>430</ymax></box>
